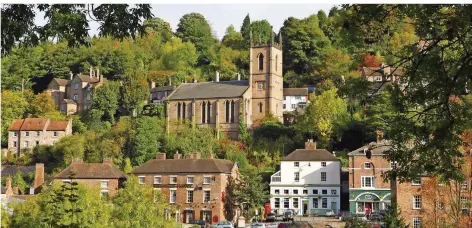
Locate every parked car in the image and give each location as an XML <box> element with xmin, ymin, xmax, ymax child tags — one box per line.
<box><xmin>336</xmin><ymin>211</ymin><xmax>356</xmax><ymax>221</ymax></box>
<box><xmin>266</xmin><ymin>213</ymin><xmax>276</xmax><ymax>222</ymax></box>
<box><xmin>190</xmin><ymin>219</ymin><xmax>207</xmax><ymax>227</ymax></box>
<box><xmin>277</xmin><ymin>223</ymin><xmax>292</xmax><ymax>228</ymax></box>
<box><xmin>251</xmin><ymin>222</ymin><xmax>266</xmax><ymax>228</ymax></box>
<box><xmin>214</xmin><ymin>221</ymin><xmax>233</xmax><ymax>228</ymax></box>
<box><xmin>325</xmin><ymin>209</ymin><xmax>336</xmax><ymax>217</ymax></box>
<box><xmin>283</xmin><ymin>210</ymin><xmax>294</xmax><ymax>221</ymax></box>
<box><xmin>368</xmin><ymin>212</ymin><xmax>384</xmax><ymax>221</ymax></box>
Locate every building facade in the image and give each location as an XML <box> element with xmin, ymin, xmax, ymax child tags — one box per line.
<box><xmin>165</xmin><ymin>40</ymin><xmax>283</xmax><ymax>139</ymax></box>
<box><xmin>283</xmin><ymin>88</ymin><xmax>308</xmax><ymax>112</ymax></box>
<box><xmin>150</xmin><ymin>82</ymin><xmax>175</xmax><ymax>104</ymax></box>
<box><xmin>46</xmin><ymin>67</ymin><xmax>105</xmax><ymax>115</ymax></box>
<box><xmin>53</xmin><ymin>158</ymin><xmax>126</xmax><ymax>197</ymax></box>
<box><xmin>348</xmin><ymin>135</ymin><xmax>392</xmax><ymax>215</ymax></box>
<box><xmin>7</xmin><ymin>118</ymin><xmax>72</xmax><ymax>156</ymax></box>
<box><xmin>269</xmin><ymin>140</ymin><xmax>341</xmax><ymax>216</ymax></box>
<box><xmin>132</xmin><ymin>152</ymin><xmax>239</xmax><ymax>224</ymax></box>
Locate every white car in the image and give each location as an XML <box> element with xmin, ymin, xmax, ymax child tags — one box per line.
<box><xmin>251</xmin><ymin>223</ymin><xmax>266</xmax><ymax>228</ymax></box>
<box><xmin>214</xmin><ymin>221</ymin><xmax>234</xmax><ymax>228</ymax></box>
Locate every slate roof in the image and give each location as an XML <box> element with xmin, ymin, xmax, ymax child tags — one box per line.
<box><xmin>167</xmin><ymin>80</ymin><xmax>249</xmax><ymax>100</ymax></box>
<box><xmin>54</xmin><ymin>162</ymin><xmax>126</xmax><ymax>179</ymax></box>
<box><xmin>348</xmin><ymin>141</ymin><xmax>392</xmax><ymax>156</ymax></box>
<box><xmin>77</xmin><ymin>74</ymin><xmax>100</xmax><ymax>83</ymax></box>
<box><xmin>132</xmin><ymin>159</ymin><xmax>235</xmax><ymax>174</ymax></box>
<box><xmin>283</xmin><ymin>88</ymin><xmax>308</xmax><ymax>96</ymax></box>
<box><xmin>61</xmin><ymin>99</ymin><xmax>77</xmax><ymax>105</ymax></box>
<box><xmin>46</xmin><ymin>120</ymin><xmax>69</xmax><ymax>131</ymax></box>
<box><xmin>1</xmin><ymin>165</ymin><xmax>36</xmax><ymax>177</ymax></box>
<box><xmin>54</xmin><ymin>78</ymin><xmax>70</xmax><ymax>86</ymax></box>
<box><xmin>8</xmin><ymin>118</ymin><xmax>48</xmax><ymax>131</ymax></box>
<box><xmin>151</xmin><ymin>85</ymin><xmax>176</xmax><ymax>93</ymax></box>
<box><xmin>282</xmin><ymin>149</ymin><xmax>339</xmax><ymax>162</ymax></box>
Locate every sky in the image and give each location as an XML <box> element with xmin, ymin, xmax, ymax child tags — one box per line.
<box><xmin>34</xmin><ymin>4</ymin><xmax>336</xmax><ymax>40</ymax></box>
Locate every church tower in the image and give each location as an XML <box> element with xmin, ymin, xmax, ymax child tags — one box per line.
<box><xmin>249</xmin><ymin>30</ymin><xmax>283</xmax><ymax>124</ymax></box>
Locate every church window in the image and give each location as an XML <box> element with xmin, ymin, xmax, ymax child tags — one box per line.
<box><xmin>182</xmin><ymin>103</ymin><xmax>186</xmax><ymax>119</ymax></box>
<box><xmin>177</xmin><ymin>103</ymin><xmax>181</xmax><ymax>119</ymax></box>
<box><xmin>231</xmin><ymin>100</ymin><xmax>235</xmax><ymax>123</ymax></box>
<box><xmin>207</xmin><ymin>102</ymin><xmax>211</xmax><ymax>123</ymax></box>
<box><xmin>202</xmin><ymin>102</ymin><xmax>206</xmax><ymax>123</ymax></box>
<box><xmin>259</xmin><ymin>102</ymin><xmax>263</xmax><ymax>113</ymax></box>
<box><xmin>258</xmin><ymin>53</ymin><xmax>264</xmax><ymax>71</ymax></box>
<box><xmin>225</xmin><ymin>101</ymin><xmax>230</xmax><ymax>123</ymax></box>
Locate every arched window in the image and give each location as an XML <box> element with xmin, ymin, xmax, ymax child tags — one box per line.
<box><xmin>275</xmin><ymin>55</ymin><xmax>278</xmax><ymax>71</ymax></box>
<box><xmin>201</xmin><ymin>102</ymin><xmax>206</xmax><ymax>123</ymax></box>
<box><xmin>230</xmin><ymin>100</ymin><xmax>235</xmax><ymax>123</ymax></box>
<box><xmin>259</xmin><ymin>102</ymin><xmax>263</xmax><ymax>113</ymax></box>
<box><xmin>182</xmin><ymin>103</ymin><xmax>186</xmax><ymax>119</ymax></box>
<box><xmin>225</xmin><ymin>101</ymin><xmax>230</xmax><ymax>123</ymax></box>
<box><xmin>258</xmin><ymin>53</ymin><xmax>264</xmax><ymax>71</ymax></box>
<box><xmin>207</xmin><ymin>102</ymin><xmax>211</xmax><ymax>123</ymax></box>
<box><xmin>177</xmin><ymin>103</ymin><xmax>181</xmax><ymax>119</ymax></box>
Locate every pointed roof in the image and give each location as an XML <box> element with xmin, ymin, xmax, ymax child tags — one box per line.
<box><xmin>54</xmin><ymin>161</ymin><xmax>126</xmax><ymax>179</ymax></box>
<box><xmin>282</xmin><ymin>149</ymin><xmax>339</xmax><ymax>162</ymax></box>
<box><xmin>53</xmin><ymin>78</ymin><xmax>70</xmax><ymax>86</ymax></box>
<box><xmin>167</xmin><ymin>80</ymin><xmax>249</xmax><ymax>100</ymax></box>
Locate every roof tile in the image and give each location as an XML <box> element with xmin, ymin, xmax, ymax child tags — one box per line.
<box><xmin>132</xmin><ymin>158</ymin><xmax>235</xmax><ymax>174</ymax></box>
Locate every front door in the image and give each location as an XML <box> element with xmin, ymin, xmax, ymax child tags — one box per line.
<box><xmin>303</xmin><ymin>200</ymin><xmax>308</xmax><ymax>215</ymax></box>
<box><xmin>185</xmin><ymin>210</ymin><xmax>194</xmax><ymax>223</ymax></box>
<box><xmin>331</xmin><ymin>202</ymin><xmax>337</xmax><ymax>212</ymax></box>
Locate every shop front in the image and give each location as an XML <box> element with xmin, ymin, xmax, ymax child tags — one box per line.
<box><xmin>349</xmin><ymin>190</ymin><xmax>391</xmax><ymax>214</ymax></box>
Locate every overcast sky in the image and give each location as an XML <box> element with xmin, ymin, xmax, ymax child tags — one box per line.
<box><xmin>34</xmin><ymin>4</ymin><xmax>336</xmax><ymax>40</ymax></box>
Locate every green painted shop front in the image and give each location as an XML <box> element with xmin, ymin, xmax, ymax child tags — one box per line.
<box><xmin>349</xmin><ymin>189</ymin><xmax>391</xmax><ymax>214</ymax></box>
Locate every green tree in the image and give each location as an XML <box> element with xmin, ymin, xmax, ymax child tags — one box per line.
<box><xmin>222</xmin><ymin>25</ymin><xmax>244</xmax><ymax>50</ymax></box>
<box><xmin>384</xmin><ymin>203</ymin><xmax>408</xmax><ymax>228</ymax></box>
<box><xmin>157</xmin><ymin>38</ymin><xmax>198</xmax><ymax>73</ymax></box>
<box><xmin>297</xmin><ymin>88</ymin><xmax>349</xmax><ymax>147</ymax></box>
<box><xmin>53</xmin><ymin>134</ymin><xmax>85</xmax><ymax>166</ymax></box>
<box><xmin>141</xmin><ymin>104</ymin><xmax>165</xmax><ymax>117</ymax></box>
<box><xmin>175</xmin><ymin>13</ymin><xmax>216</xmax><ymax>55</ymax></box>
<box><xmin>92</xmin><ymin>80</ymin><xmax>120</xmax><ymax>124</ymax></box>
<box><xmin>1</xmin><ymin>46</ymin><xmax>46</xmax><ymax>91</ymax></box>
<box><xmin>240</xmin><ymin>14</ymin><xmax>251</xmax><ymax>47</ymax></box>
<box><xmin>111</xmin><ymin>176</ymin><xmax>177</xmax><ymax>228</ymax></box>
<box><xmin>120</xmin><ymin>71</ymin><xmax>149</xmax><ymax>116</ymax></box>
<box><xmin>1</xmin><ymin>206</ymin><xmax>11</xmax><ymax>227</ymax></box>
<box><xmin>130</xmin><ymin>116</ymin><xmax>161</xmax><ymax>166</ymax></box>
<box><xmin>250</xmin><ymin>20</ymin><xmax>273</xmax><ymax>45</ymax></box>
<box><xmin>27</xmin><ymin>92</ymin><xmax>64</xmax><ymax>120</ymax></box>
<box><xmin>234</xmin><ymin>167</ymin><xmax>269</xmax><ymax>219</ymax></box>
<box><xmin>1</xmin><ymin>90</ymin><xmax>29</xmax><ymax>145</ymax></box>
<box><xmin>12</xmin><ymin>170</ymin><xmax>28</xmax><ymax>195</ymax></box>
<box><xmin>122</xmin><ymin>157</ymin><xmax>133</xmax><ymax>174</ymax></box>
<box><xmin>143</xmin><ymin>17</ymin><xmax>173</xmax><ymax>42</ymax></box>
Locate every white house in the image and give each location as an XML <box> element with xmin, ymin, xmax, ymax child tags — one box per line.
<box><xmin>283</xmin><ymin>88</ymin><xmax>308</xmax><ymax>112</ymax></box>
<box><xmin>269</xmin><ymin>140</ymin><xmax>341</xmax><ymax>216</ymax></box>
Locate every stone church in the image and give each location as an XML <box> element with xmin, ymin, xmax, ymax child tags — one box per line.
<box><xmin>166</xmin><ymin>39</ymin><xmax>284</xmax><ymax>139</ymax></box>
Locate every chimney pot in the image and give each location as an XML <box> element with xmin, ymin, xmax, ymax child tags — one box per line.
<box><xmin>215</xmin><ymin>71</ymin><xmax>220</xmax><ymax>82</ymax></box>
<box><xmin>90</xmin><ymin>67</ymin><xmax>93</xmax><ymax>78</ymax></box>
<box><xmin>173</xmin><ymin>152</ymin><xmax>181</xmax><ymax>159</ymax></box>
<box><xmin>237</xmin><ymin>73</ymin><xmax>241</xmax><ymax>81</ymax></box>
<box><xmin>193</xmin><ymin>152</ymin><xmax>201</xmax><ymax>159</ymax></box>
<box><xmin>155</xmin><ymin>153</ymin><xmax>166</xmax><ymax>160</ymax></box>
<box><xmin>305</xmin><ymin>140</ymin><xmax>317</xmax><ymax>150</ymax></box>
<box><xmin>69</xmin><ymin>72</ymin><xmax>73</xmax><ymax>80</ymax></box>
<box><xmin>33</xmin><ymin>163</ymin><xmax>45</xmax><ymax>193</ymax></box>
<box><xmin>376</xmin><ymin>130</ymin><xmax>384</xmax><ymax>142</ymax></box>
<box><xmin>96</xmin><ymin>68</ymin><xmax>99</xmax><ymax>79</ymax></box>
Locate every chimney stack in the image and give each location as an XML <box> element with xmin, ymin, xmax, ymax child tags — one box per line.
<box><xmin>173</xmin><ymin>152</ymin><xmax>181</xmax><ymax>159</ymax></box>
<box><xmin>13</xmin><ymin>187</ymin><xmax>19</xmax><ymax>195</ymax></box>
<box><xmin>192</xmin><ymin>152</ymin><xmax>201</xmax><ymax>159</ymax></box>
<box><xmin>96</xmin><ymin>68</ymin><xmax>100</xmax><ymax>79</ymax></box>
<box><xmin>103</xmin><ymin>158</ymin><xmax>113</xmax><ymax>164</ymax></box>
<box><xmin>72</xmin><ymin>158</ymin><xmax>83</xmax><ymax>164</ymax></box>
<box><xmin>150</xmin><ymin>81</ymin><xmax>156</xmax><ymax>89</ymax></box>
<box><xmin>69</xmin><ymin>72</ymin><xmax>73</xmax><ymax>80</ymax></box>
<box><xmin>209</xmin><ymin>153</ymin><xmax>214</xmax><ymax>159</ymax></box>
<box><xmin>155</xmin><ymin>153</ymin><xmax>166</xmax><ymax>160</ymax></box>
<box><xmin>376</xmin><ymin>130</ymin><xmax>384</xmax><ymax>142</ymax></box>
<box><xmin>169</xmin><ymin>77</ymin><xmax>172</xmax><ymax>86</ymax></box>
<box><xmin>237</xmin><ymin>73</ymin><xmax>240</xmax><ymax>81</ymax></box>
<box><xmin>215</xmin><ymin>71</ymin><xmax>220</xmax><ymax>82</ymax></box>
<box><xmin>5</xmin><ymin>176</ymin><xmax>13</xmax><ymax>197</ymax></box>
<box><xmin>33</xmin><ymin>163</ymin><xmax>44</xmax><ymax>193</ymax></box>
<box><xmin>305</xmin><ymin>139</ymin><xmax>317</xmax><ymax>150</ymax></box>
<box><xmin>89</xmin><ymin>67</ymin><xmax>93</xmax><ymax>78</ymax></box>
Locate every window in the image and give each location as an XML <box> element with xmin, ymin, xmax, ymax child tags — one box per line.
<box><xmin>322</xmin><ymin>198</ymin><xmax>328</xmax><ymax>208</ymax></box>
<box><xmin>462</xmin><ymin>181</ymin><xmax>468</xmax><ymax>191</ymax></box>
<box><xmin>182</xmin><ymin>103</ymin><xmax>186</xmax><ymax>119</ymax></box>
<box><xmin>293</xmin><ymin>198</ymin><xmax>299</xmax><ymax>209</ymax></box>
<box><xmin>24</xmin><ymin>141</ymin><xmax>29</xmax><ymax>147</ymax></box>
<box><xmin>187</xmin><ymin>176</ymin><xmax>194</xmax><ymax>184</ymax></box>
<box><xmin>86</xmin><ymin>93</ymin><xmax>91</xmax><ymax>101</ymax></box>
<box><xmin>73</xmin><ymin>94</ymin><xmax>78</xmax><ymax>101</ymax></box>
<box><xmin>225</xmin><ymin>101</ymin><xmax>230</xmax><ymax>123</ymax></box>
<box><xmin>412</xmin><ymin>217</ymin><xmax>421</xmax><ymax>228</ymax></box>
<box><xmin>313</xmin><ymin>189</ymin><xmax>318</xmax><ymax>195</ymax></box>
<box><xmin>295</xmin><ymin>96</ymin><xmax>301</xmax><ymax>100</ymax></box>
<box><xmin>13</xmin><ymin>132</ymin><xmax>17</xmax><ymax>137</ymax></box>
<box><xmin>364</xmin><ymin>162</ymin><xmax>372</xmax><ymax>169</ymax></box>
<box><xmin>313</xmin><ymin>198</ymin><xmax>319</xmax><ymax>208</ymax></box>
<box><xmin>303</xmin><ymin>189</ymin><xmax>308</xmax><ymax>194</ymax></box>
<box><xmin>203</xmin><ymin>176</ymin><xmax>211</xmax><ymax>185</ymax></box>
<box><xmin>283</xmin><ymin>198</ymin><xmax>289</xmax><ymax>208</ymax></box>
<box><xmin>100</xmin><ymin>191</ymin><xmax>109</xmax><ymax>198</ymax></box>
<box><xmin>177</xmin><ymin>103</ymin><xmax>181</xmax><ymax>119</ymax></box>
<box><xmin>258</xmin><ymin>102</ymin><xmax>263</xmax><ymax>113</ymax></box>
<box><xmin>321</xmin><ymin>162</ymin><xmax>327</xmax><ymax>167</ymax></box>
<box><xmin>322</xmin><ymin>190</ymin><xmax>327</xmax><ymax>195</ymax></box>
<box><xmin>100</xmin><ymin>180</ymin><xmax>108</xmax><ymax>189</ymax></box>
<box><xmin>138</xmin><ymin>176</ymin><xmax>145</xmax><ymax>184</ymax></box>
<box><xmin>412</xmin><ymin>177</ymin><xmax>422</xmax><ymax>185</ymax></box>
<box><xmin>294</xmin><ymin>162</ymin><xmax>299</xmax><ymax>167</ymax></box>
<box><xmin>413</xmin><ymin>195</ymin><xmax>422</xmax><ymax>209</ymax></box>
<box><xmin>321</xmin><ymin>172</ymin><xmax>327</xmax><ymax>181</ymax></box>
<box><xmin>438</xmin><ymin>201</ymin><xmax>444</xmax><ymax>210</ymax></box>
<box><xmin>202</xmin><ymin>102</ymin><xmax>207</xmax><ymax>123</ymax></box>
<box><xmin>154</xmin><ymin>176</ymin><xmax>162</xmax><ymax>184</ymax></box>
<box><xmin>283</xmin><ymin>104</ymin><xmax>286</xmax><ymax>109</ymax></box>
<box><xmin>25</xmin><ymin>132</ymin><xmax>29</xmax><ymax>137</ymax></box>
<box><xmin>284</xmin><ymin>189</ymin><xmax>289</xmax><ymax>195</ymax></box>
<box><xmin>230</xmin><ymin>100</ymin><xmax>235</xmax><ymax>123</ymax></box>
<box><xmin>331</xmin><ymin>189</ymin><xmax>337</xmax><ymax>195</ymax></box>
<box><xmin>207</xmin><ymin>102</ymin><xmax>211</xmax><ymax>123</ymax></box>
<box><xmin>275</xmin><ymin>198</ymin><xmax>280</xmax><ymax>208</ymax></box>
<box><xmin>36</xmin><ymin>131</ymin><xmax>40</xmax><ymax>136</ymax></box>
<box><xmin>294</xmin><ymin>172</ymin><xmax>300</xmax><ymax>182</ymax></box>
<box><xmin>461</xmin><ymin>196</ymin><xmax>469</xmax><ymax>209</ymax></box>
<box><xmin>257</xmin><ymin>81</ymin><xmax>264</xmax><ymax>90</ymax></box>
<box><xmin>170</xmin><ymin>190</ymin><xmax>177</xmax><ymax>203</ymax></box>
<box><xmin>292</xmin><ymin>189</ymin><xmax>298</xmax><ymax>194</ymax></box>
<box><xmin>275</xmin><ymin>189</ymin><xmax>280</xmax><ymax>194</ymax></box>
<box><xmin>361</xmin><ymin>176</ymin><xmax>374</xmax><ymax>188</ymax></box>
<box><xmin>170</xmin><ymin>176</ymin><xmax>177</xmax><ymax>184</ymax></box>
<box><xmin>36</xmin><ymin>141</ymin><xmax>39</xmax><ymax>146</ymax></box>
<box><xmin>375</xmin><ymin>76</ymin><xmax>382</xmax><ymax>81</ymax></box>
<box><xmin>283</xmin><ymin>96</ymin><xmax>286</xmax><ymax>100</ymax></box>
<box><xmin>74</xmin><ymin>83</ymin><xmax>79</xmax><ymax>89</ymax></box>
<box><xmin>53</xmin><ymin>131</ymin><xmax>58</xmax><ymax>137</ymax></box>
<box><xmin>291</xmin><ymin>104</ymin><xmax>296</xmax><ymax>109</ymax></box>
<box><xmin>13</xmin><ymin>141</ymin><xmax>17</xmax><ymax>147</ymax></box>
<box><xmin>186</xmin><ymin>190</ymin><xmax>194</xmax><ymax>203</ymax></box>
<box><xmin>258</xmin><ymin>53</ymin><xmax>264</xmax><ymax>71</ymax></box>
<box><xmin>204</xmin><ymin>190</ymin><xmax>211</xmax><ymax>203</ymax></box>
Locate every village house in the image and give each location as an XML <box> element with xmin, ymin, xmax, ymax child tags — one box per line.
<box><xmin>149</xmin><ymin>80</ymin><xmax>175</xmax><ymax>104</ymax></box>
<box><xmin>7</xmin><ymin>118</ymin><xmax>72</xmax><ymax>156</ymax></box>
<box><xmin>269</xmin><ymin>140</ymin><xmax>341</xmax><ymax>216</ymax></box>
<box><xmin>348</xmin><ymin>131</ymin><xmax>392</xmax><ymax>215</ymax></box>
<box><xmin>53</xmin><ymin>158</ymin><xmax>126</xmax><ymax>197</ymax></box>
<box><xmin>132</xmin><ymin>152</ymin><xmax>239</xmax><ymax>224</ymax></box>
<box><xmin>282</xmin><ymin>88</ymin><xmax>308</xmax><ymax>112</ymax></box>
<box><xmin>46</xmin><ymin>67</ymin><xmax>105</xmax><ymax>115</ymax></box>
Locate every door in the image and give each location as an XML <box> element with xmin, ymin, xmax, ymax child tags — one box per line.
<box><xmin>185</xmin><ymin>210</ymin><xmax>194</xmax><ymax>223</ymax></box>
<box><xmin>303</xmin><ymin>200</ymin><xmax>308</xmax><ymax>215</ymax></box>
<box><xmin>331</xmin><ymin>201</ymin><xmax>337</xmax><ymax>212</ymax></box>
<box><xmin>365</xmin><ymin>202</ymin><xmax>372</xmax><ymax>215</ymax></box>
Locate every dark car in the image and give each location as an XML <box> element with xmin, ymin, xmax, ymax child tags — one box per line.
<box><xmin>190</xmin><ymin>219</ymin><xmax>207</xmax><ymax>228</ymax></box>
<box><xmin>369</xmin><ymin>211</ymin><xmax>386</xmax><ymax>221</ymax></box>
<box><xmin>266</xmin><ymin>213</ymin><xmax>276</xmax><ymax>222</ymax></box>
<box><xmin>277</xmin><ymin>223</ymin><xmax>292</xmax><ymax>228</ymax></box>
<box><xmin>335</xmin><ymin>211</ymin><xmax>356</xmax><ymax>221</ymax></box>
<box><xmin>283</xmin><ymin>210</ymin><xmax>294</xmax><ymax>221</ymax></box>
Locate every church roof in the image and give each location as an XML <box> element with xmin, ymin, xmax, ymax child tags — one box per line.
<box><xmin>167</xmin><ymin>80</ymin><xmax>249</xmax><ymax>100</ymax></box>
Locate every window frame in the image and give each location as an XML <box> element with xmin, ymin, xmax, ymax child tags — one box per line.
<box><xmin>412</xmin><ymin>217</ymin><xmax>421</xmax><ymax>228</ymax></box>
<box><xmin>100</xmin><ymin>180</ymin><xmax>109</xmax><ymax>189</ymax></box>
<box><xmin>283</xmin><ymin>189</ymin><xmax>289</xmax><ymax>195</ymax></box>
<box><xmin>313</xmin><ymin>198</ymin><xmax>319</xmax><ymax>208</ymax></box>
<box><xmin>154</xmin><ymin>175</ymin><xmax>162</xmax><ymax>184</ymax></box>
<box><xmin>321</xmin><ymin>172</ymin><xmax>327</xmax><ymax>181</ymax></box>
<box><xmin>274</xmin><ymin>189</ymin><xmax>280</xmax><ymax>194</ymax></box>
<box><xmin>170</xmin><ymin>176</ymin><xmax>177</xmax><ymax>184</ymax></box>
<box><xmin>293</xmin><ymin>189</ymin><xmax>298</xmax><ymax>195</ymax></box>
<box><xmin>293</xmin><ymin>197</ymin><xmax>299</xmax><ymax>209</ymax></box>
<box><xmin>294</xmin><ymin>172</ymin><xmax>300</xmax><ymax>182</ymax></box>
<box><xmin>203</xmin><ymin>176</ymin><xmax>211</xmax><ymax>185</ymax></box>
<box><xmin>412</xmin><ymin>177</ymin><xmax>422</xmax><ymax>186</ymax></box>
<box><xmin>274</xmin><ymin>198</ymin><xmax>280</xmax><ymax>208</ymax></box>
<box><xmin>186</xmin><ymin>190</ymin><xmax>194</xmax><ymax>203</ymax></box>
<box><xmin>13</xmin><ymin>132</ymin><xmax>17</xmax><ymax>137</ymax></box>
<box><xmin>313</xmin><ymin>189</ymin><xmax>318</xmax><ymax>195</ymax></box>
<box><xmin>361</xmin><ymin>176</ymin><xmax>375</xmax><ymax>188</ymax></box>
<box><xmin>322</xmin><ymin>190</ymin><xmax>327</xmax><ymax>195</ymax></box>
<box><xmin>413</xmin><ymin>195</ymin><xmax>422</xmax><ymax>209</ymax></box>
<box><xmin>321</xmin><ymin>162</ymin><xmax>327</xmax><ymax>167</ymax></box>
<box><xmin>53</xmin><ymin>131</ymin><xmax>58</xmax><ymax>137</ymax></box>
<box><xmin>294</xmin><ymin>162</ymin><xmax>299</xmax><ymax>167</ymax></box>
<box><xmin>203</xmin><ymin>190</ymin><xmax>211</xmax><ymax>203</ymax></box>
<box><xmin>186</xmin><ymin>176</ymin><xmax>194</xmax><ymax>184</ymax></box>
<box><xmin>283</xmin><ymin>198</ymin><xmax>290</xmax><ymax>208</ymax></box>
<box><xmin>321</xmin><ymin>198</ymin><xmax>328</xmax><ymax>208</ymax></box>
<box><xmin>169</xmin><ymin>189</ymin><xmax>177</xmax><ymax>204</ymax></box>
<box><xmin>138</xmin><ymin>176</ymin><xmax>145</xmax><ymax>184</ymax></box>
<box><xmin>364</xmin><ymin>162</ymin><xmax>372</xmax><ymax>169</ymax></box>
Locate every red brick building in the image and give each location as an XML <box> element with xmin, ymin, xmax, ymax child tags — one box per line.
<box><xmin>53</xmin><ymin>158</ymin><xmax>126</xmax><ymax>197</ymax></box>
<box><xmin>132</xmin><ymin>152</ymin><xmax>239</xmax><ymax>224</ymax></box>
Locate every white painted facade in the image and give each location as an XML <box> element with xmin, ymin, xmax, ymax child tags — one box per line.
<box><xmin>270</xmin><ymin>160</ymin><xmax>341</xmax><ymax>215</ymax></box>
<box><xmin>283</xmin><ymin>95</ymin><xmax>307</xmax><ymax>112</ymax></box>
